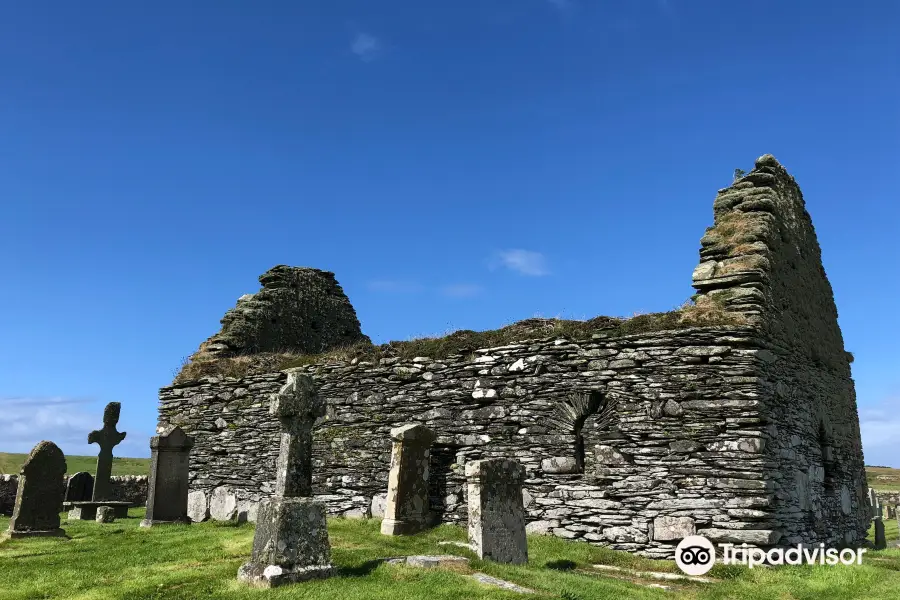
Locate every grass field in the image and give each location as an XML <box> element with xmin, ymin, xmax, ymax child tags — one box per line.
<box><xmin>1</xmin><ymin>509</ymin><xmax>899</xmax><ymax>600</ymax></box>
<box><xmin>0</xmin><ymin>452</ymin><xmax>150</xmax><ymax>476</ymax></box>
<box><xmin>866</xmin><ymin>466</ymin><xmax>900</xmax><ymax>492</ymax></box>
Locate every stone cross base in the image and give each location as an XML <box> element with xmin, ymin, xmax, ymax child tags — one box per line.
<box><xmin>139</xmin><ymin>517</ymin><xmax>191</xmax><ymax>528</ymax></box>
<box><xmin>4</xmin><ymin>528</ymin><xmax>67</xmax><ymax>539</ymax></box>
<box><xmin>66</xmin><ymin>501</ymin><xmax>130</xmax><ymax>520</ymax></box>
<box><xmin>237</xmin><ymin>563</ymin><xmax>335</xmax><ymax>588</ymax></box>
<box><xmin>237</xmin><ymin>497</ymin><xmax>334</xmax><ymax>588</ymax></box>
<box><xmin>380</xmin><ymin>516</ymin><xmax>430</xmax><ymax>536</ymax></box>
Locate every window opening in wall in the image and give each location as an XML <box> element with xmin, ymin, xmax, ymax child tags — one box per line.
<box><xmin>818</xmin><ymin>421</ymin><xmax>835</xmax><ymax>491</ymax></box>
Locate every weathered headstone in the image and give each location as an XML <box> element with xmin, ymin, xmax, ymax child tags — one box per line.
<box><xmin>869</xmin><ymin>490</ymin><xmax>887</xmax><ymax>550</ymax></box>
<box><xmin>65</xmin><ymin>472</ymin><xmax>94</xmax><ymax>503</ymax></box>
<box><xmin>96</xmin><ymin>506</ymin><xmax>115</xmax><ymax>523</ymax></box>
<box><xmin>140</xmin><ymin>426</ymin><xmax>194</xmax><ymax>527</ymax></box>
<box><xmin>465</xmin><ymin>458</ymin><xmax>528</xmax><ymax>564</ymax></box>
<box><xmin>237</xmin><ymin>371</ymin><xmax>334</xmax><ymax>587</ymax></box>
<box><xmin>88</xmin><ymin>402</ymin><xmax>127</xmax><ymax>501</ymax></box>
<box><xmin>5</xmin><ymin>441</ymin><xmax>67</xmax><ymax>539</ymax></box>
<box><xmin>380</xmin><ymin>423</ymin><xmax>436</xmax><ymax>536</ymax></box>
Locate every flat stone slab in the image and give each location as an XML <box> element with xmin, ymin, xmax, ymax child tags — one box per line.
<box><xmin>2</xmin><ymin>528</ymin><xmax>68</xmax><ymax>539</ymax></box>
<box><xmin>139</xmin><ymin>517</ymin><xmax>191</xmax><ymax>528</ymax></box>
<box><xmin>237</xmin><ymin>562</ymin><xmax>334</xmax><ymax>588</ymax></box>
<box><xmin>470</xmin><ymin>573</ymin><xmax>535</xmax><ymax>594</ymax></box>
<box><xmin>65</xmin><ymin>501</ymin><xmax>130</xmax><ymax>520</ymax></box>
<box><xmin>385</xmin><ymin>555</ymin><xmax>471</xmax><ymax>569</ymax></box>
<box><xmin>592</xmin><ymin>564</ymin><xmax>714</xmax><ymax>584</ymax></box>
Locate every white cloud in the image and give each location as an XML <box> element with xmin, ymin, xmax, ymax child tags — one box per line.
<box><xmin>0</xmin><ymin>397</ymin><xmax>150</xmax><ymax>461</ymax></box>
<box><xmin>440</xmin><ymin>284</ymin><xmax>483</xmax><ymax>298</ymax></box>
<box><xmin>860</xmin><ymin>397</ymin><xmax>900</xmax><ymax>467</ymax></box>
<box><xmin>367</xmin><ymin>280</ymin><xmax>424</xmax><ymax>294</ymax></box>
<box><xmin>351</xmin><ymin>33</ymin><xmax>382</xmax><ymax>62</ymax></box>
<box><xmin>489</xmin><ymin>249</ymin><xmax>550</xmax><ymax>276</ymax></box>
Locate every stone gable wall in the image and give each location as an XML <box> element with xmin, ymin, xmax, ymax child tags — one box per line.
<box><xmin>692</xmin><ymin>155</ymin><xmax>868</xmax><ymax>548</ymax></box>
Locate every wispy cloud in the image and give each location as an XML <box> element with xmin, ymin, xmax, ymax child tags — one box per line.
<box><xmin>367</xmin><ymin>280</ymin><xmax>424</xmax><ymax>294</ymax></box>
<box><xmin>489</xmin><ymin>249</ymin><xmax>550</xmax><ymax>276</ymax></box>
<box><xmin>351</xmin><ymin>33</ymin><xmax>382</xmax><ymax>62</ymax></box>
<box><xmin>0</xmin><ymin>397</ymin><xmax>151</xmax><ymax>460</ymax></box>
<box><xmin>440</xmin><ymin>284</ymin><xmax>483</xmax><ymax>298</ymax></box>
<box><xmin>860</xmin><ymin>396</ymin><xmax>900</xmax><ymax>467</ymax></box>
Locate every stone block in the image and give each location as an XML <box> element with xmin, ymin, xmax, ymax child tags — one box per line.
<box><xmin>187</xmin><ymin>490</ymin><xmax>209</xmax><ymax>522</ymax></box>
<box><xmin>237</xmin><ymin>497</ymin><xmax>334</xmax><ymax>588</ymax></box>
<box><xmin>652</xmin><ymin>516</ymin><xmax>695</xmax><ymax>541</ymax></box>
<box><xmin>210</xmin><ymin>486</ymin><xmax>238</xmax><ymax>521</ymax></box>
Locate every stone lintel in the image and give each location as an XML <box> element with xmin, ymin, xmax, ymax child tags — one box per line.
<box><xmin>389</xmin><ymin>423</ymin><xmax>436</xmax><ymax>444</ymax></box>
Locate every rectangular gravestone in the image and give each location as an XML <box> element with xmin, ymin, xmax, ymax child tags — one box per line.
<box><xmin>238</xmin><ymin>371</ymin><xmax>335</xmax><ymax>587</ymax></box>
<box><xmin>5</xmin><ymin>441</ymin><xmax>68</xmax><ymax>539</ymax></box>
<box><xmin>380</xmin><ymin>423</ymin><xmax>436</xmax><ymax>536</ymax></box>
<box><xmin>140</xmin><ymin>426</ymin><xmax>194</xmax><ymax>527</ymax></box>
<box><xmin>65</xmin><ymin>472</ymin><xmax>94</xmax><ymax>503</ymax></box>
<box><xmin>465</xmin><ymin>458</ymin><xmax>528</xmax><ymax>564</ymax></box>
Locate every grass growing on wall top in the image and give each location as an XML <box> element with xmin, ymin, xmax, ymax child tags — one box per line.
<box><xmin>0</xmin><ymin>452</ymin><xmax>150</xmax><ymax>476</ymax></box>
<box><xmin>174</xmin><ymin>298</ymin><xmax>748</xmax><ymax>384</ymax></box>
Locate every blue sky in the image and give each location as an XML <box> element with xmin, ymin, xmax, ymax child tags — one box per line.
<box><xmin>1</xmin><ymin>1</ymin><xmax>897</xmax><ymax>467</ymax></box>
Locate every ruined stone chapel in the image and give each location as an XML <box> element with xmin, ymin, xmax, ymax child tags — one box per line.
<box><xmin>158</xmin><ymin>154</ymin><xmax>869</xmax><ymax>558</ymax></box>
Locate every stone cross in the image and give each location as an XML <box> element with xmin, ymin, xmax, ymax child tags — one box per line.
<box><xmin>140</xmin><ymin>426</ymin><xmax>195</xmax><ymax>527</ymax></box>
<box><xmin>237</xmin><ymin>371</ymin><xmax>335</xmax><ymax>587</ymax></box>
<box><xmin>88</xmin><ymin>402</ymin><xmax>127</xmax><ymax>501</ymax></box>
<box><xmin>270</xmin><ymin>372</ymin><xmax>326</xmax><ymax>498</ymax></box>
<box><xmin>6</xmin><ymin>441</ymin><xmax>67</xmax><ymax>538</ymax></box>
<box><xmin>380</xmin><ymin>423</ymin><xmax>436</xmax><ymax>536</ymax></box>
<box><xmin>465</xmin><ymin>458</ymin><xmax>529</xmax><ymax>564</ymax></box>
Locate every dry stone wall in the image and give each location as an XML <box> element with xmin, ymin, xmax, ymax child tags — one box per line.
<box><xmin>159</xmin><ymin>325</ymin><xmax>829</xmax><ymax>558</ymax></box>
<box><xmin>0</xmin><ymin>474</ymin><xmax>147</xmax><ymax>515</ymax></box>
<box><xmin>692</xmin><ymin>155</ymin><xmax>868</xmax><ymax>548</ymax></box>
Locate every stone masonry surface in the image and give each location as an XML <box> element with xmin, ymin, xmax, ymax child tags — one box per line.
<box><xmin>192</xmin><ymin>265</ymin><xmax>370</xmax><ymax>361</ymax></box>
<box><xmin>159</xmin><ymin>155</ymin><xmax>868</xmax><ymax>558</ymax></box>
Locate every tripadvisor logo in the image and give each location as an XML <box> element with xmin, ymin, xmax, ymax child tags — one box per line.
<box><xmin>675</xmin><ymin>536</ymin><xmax>716</xmax><ymax>575</ymax></box>
<box><xmin>675</xmin><ymin>535</ymin><xmax>868</xmax><ymax>575</ymax></box>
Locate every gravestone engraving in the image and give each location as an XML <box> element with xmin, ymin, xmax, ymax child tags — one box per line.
<box><xmin>140</xmin><ymin>426</ymin><xmax>194</xmax><ymax>527</ymax></box>
<box><xmin>5</xmin><ymin>441</ymin><xmax>67</xmax><ymax>539</ymax></box>
<box><xmin>65</xmin><ymin>472</ymin><xmax>94</xmax><ymax>503</ymax></box>
<box><xmin>89</xmin><ymin>402</ymin><xmax>127</xmax><ymax>501</ymax></box>
<box><xmin>465</xmin><ymin>458</ymin><xmax>528</xmax><ymax>564</ymax></box>
<box><xmin>238</xmin><ymin>370</ymin><xmax>334</xmax><ymax>587</ymax></box>
<box><xmin>380</xmin><ymin>423</ymin><xmax>436</xmax><ymax>536</ymax></box>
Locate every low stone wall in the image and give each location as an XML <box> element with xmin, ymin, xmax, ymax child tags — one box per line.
<box><xmin>0</xmin><ymin>474</ymin><xmax>148</xmax><ymax>515</ymax></box>
<box><xmin>875</xmin><ymin>491</ymin><xmax>900</xmax><ymax>509</ymax></box>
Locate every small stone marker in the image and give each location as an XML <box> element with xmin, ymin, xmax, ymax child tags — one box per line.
<box><xmin>466</xmin><ymin>458</ymin><xmax>528</xmax><ymax>564</ymax></box>
<box><xmin>380</xmin><ymin>423</ymin><xmax>436</xmax><ymax>536</ymax></box>
<box><xmin>237</xmin><ymin>371</ymin><xmax>334</xmax><ymax>588</ymax></box>
<box><xmin>96</xmin><ymin>506</ymin><xmax>115</xmax><ymax>523</ymax></box>
<box><xmin>140</xmin><ymin>426</ymin><xmax>195</xmax><ymax>527</ymax></box>
<box><xmin>6</xmin><ymin>441</ymin><xmax>68</xmax><ymax>538</ymax></box>
<box><xmin>65</xmin><ymin>472</ymin><xmax>94</xmax><ymax>503</ymax></box>
<box><xmin>88</xmin><ymin>402</ymin><xmax>127</xmax><ymax>501</ymax></box>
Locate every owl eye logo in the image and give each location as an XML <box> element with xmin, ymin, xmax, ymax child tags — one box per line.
<box><xmin>678</xmin><ymin>546</ymin><xmax>712</xmax><ymax>565</ymax></box>
<box><xmin>675</xmin><ymin>535</ymin><xmax>716</xmax><ymax>575</ymax></box>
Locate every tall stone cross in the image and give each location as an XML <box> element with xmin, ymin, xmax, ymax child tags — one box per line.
<box><xmin>270</xmin><ymin>371</ymin><xmax>326</xmax><ymax>498</ymax></box>
<box><xmin>88</xmin><ymin>402</ymin><xmax>127</xmax><ymax>501</ymax></box>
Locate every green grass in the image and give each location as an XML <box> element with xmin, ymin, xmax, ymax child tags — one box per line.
<box><xmin>866</xmin><ymin>466</ymin><xmax>900</xmax><ymax>492</ymax></box>
<box><xmin>0</xmin><ymin>453</ymin><xmax>149</xmax><ymax>477</ymax></box>
<box><xmin>2</xmin><ymin>509</ymin><xmax>899</xmax><ymax>600</ymax></box>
